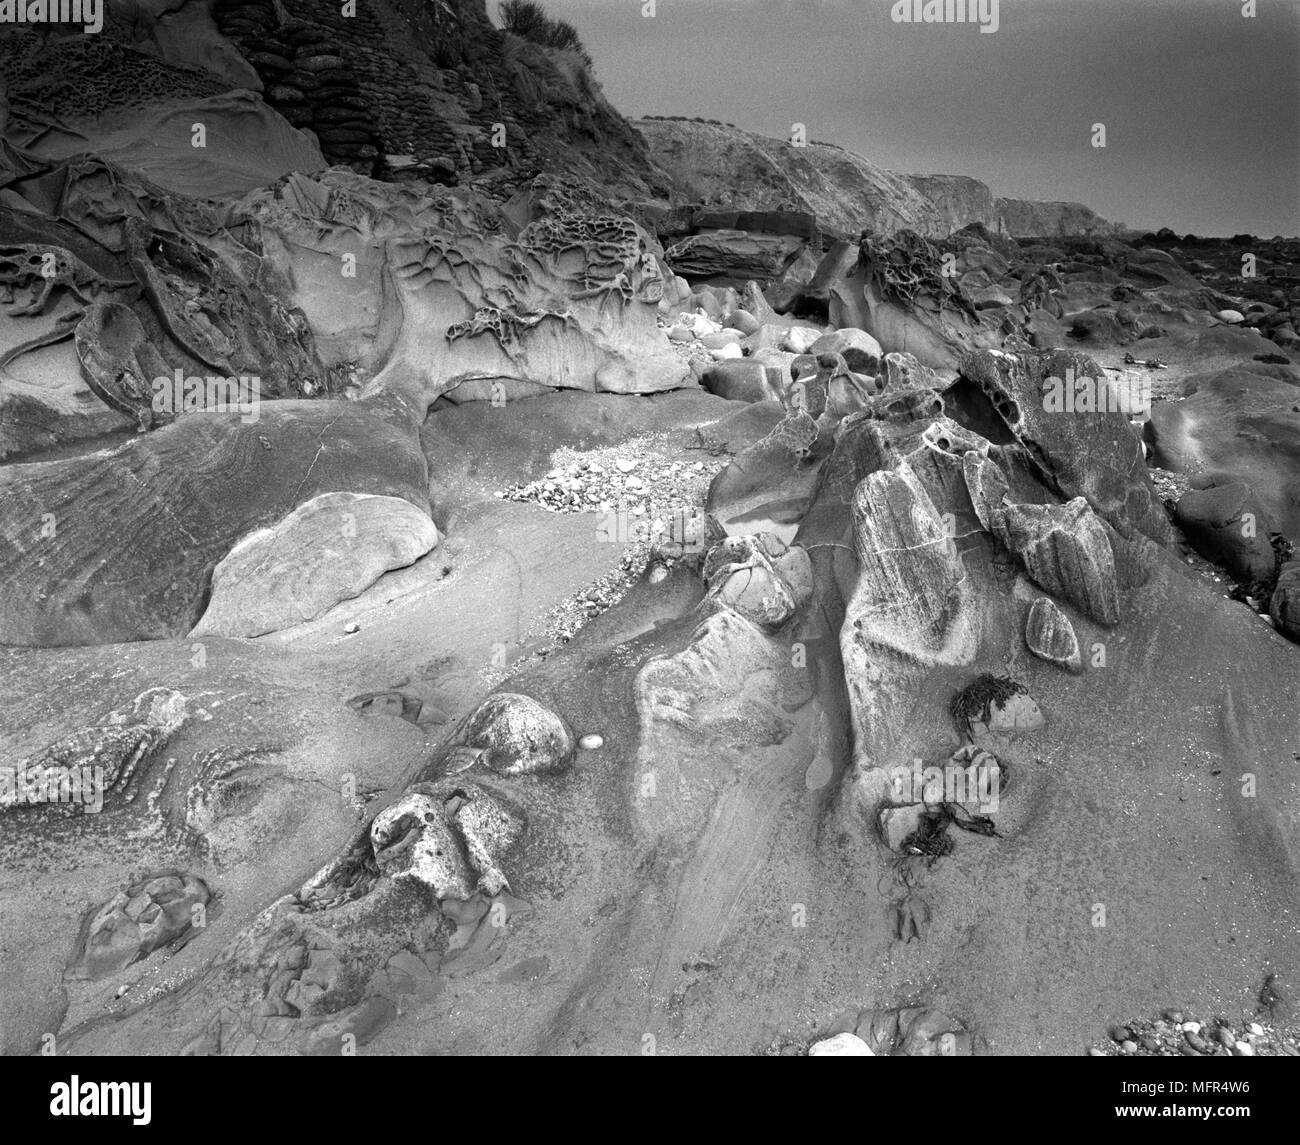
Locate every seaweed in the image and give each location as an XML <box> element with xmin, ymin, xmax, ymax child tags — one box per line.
<box><xmin>949</xmin><ymin>673</ymin><xmax>1026</xmax><ymax>726</ymax></box>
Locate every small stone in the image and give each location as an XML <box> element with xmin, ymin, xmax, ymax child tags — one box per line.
<box><xmin>808</xmin><ymin>1032</ymin><xmax>873</xmax><ymax>1056</ymax></box>
<box><xmin>1248</xmin><ymin>1022</ymin><xmax>1264</xmax><ymax>1036</ymax></box>
<box><xmin>616</xmin><ymin>458</ymin><xmax>637</xmax><ymax>473</ymax></box>
<box><xmin>1181</xmin><ymin>1021</ymin><xmax>1200</xmax><ymax>1034</ymax></box>
<box><xmin>1109</xmin><ymin>1024</ymin><xmax>1133</xmax><ymax>1044</ymax></box>
<box><xmin>343</xmin><ymin>621</ymin><xmax>360</xmax><ymax>634</ymax></box>
<box><xmin>1121</xmin><ymin>1039</ymin><xmax>1138</xmax><ymax>1054</ymax></box>
<box><xmin>1163</xmin><ymin>1009</ymin><xmax>1184</xmax><ymax>1023</ymax></box>
<box><xmin>578</xmin><ymin>733</ymin><xmax>604</xmax><ymax>750</ymax></box>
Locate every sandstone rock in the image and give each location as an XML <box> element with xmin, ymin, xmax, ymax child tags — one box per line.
<box><xmin>698</xmin><ymin>330</ymin><xmax>743</xmax><ymax>350</ymax></box>
<box><xmin>809</xmin><ymin>1032</ymin><xmax>874</xmax><ymax>1056</ymax></box>
<box><xmin>1269</xmin><ymin>561</ymin><xmax>1300</xmax><ymax>641</ymax></box>
<box><xmin>1025</xmin><ymin>598</ymin><xmax>1083</xmax><ymax>673</ymax></box>
<box><xmin>663</xmin><ymin>230</ymin><xmax>805</xmax><ymax>283</ymax></box>
<box><xmin>73</xmin><ymin>875</ymin><xmax>211</xmax><ymax>980</ymax></box>
<box><xmin>782</xmin><ymin>326</ymin><xmax>824</xmax><ymax>354</ymax></box>
<box><xmin>973</xmin><ymin>284</ymin><xmax>1015</xmax><ymax>310</ymax></box>
<box><xmin>190</xmin><ymin>492</ymin><xmax>440</xmax><ymax>638</ymax></box>
<box><xmin>246</xmin><ymin>171</ymin><xmax>689</xmax><ymax>410</ymax></box>
<box><xmin>878</xmin><ymin>803</ymin><xmax>926</xmax><ymax>851</ymax></box>
<box><xmin>701</xmin><ymin>360</ymin><xmax>785</xmax><ymax>404</ymax></box>
<box><xmin>959</xmin><ymin>348</ymin><xmax>1172</xmax><ymax>545</ymax></box>
<box><xmin>808</xmin><ymin>328</ymin><xmax>883</xmax><ymax>374</ymax></box>
<box><xmin>701</xmin><ymin>533</ymin><xmax>813</xmax><ymax>629</ymax></box>
<box><xmin>995</xmin><ymin>498</ymin><xmax>1120</xmax><ymax>625</ymax></box>
<box><xmin>1172</xmin><ymin>483</ymin><xmax>1277</xmax><ymax>583</ymax></box>
<box><xmin>451</xmin><ymin>693</ymin><xmax>575</xmax><ymax>776</ymax></box>
<box><xmin>370</xmin><ymin>780</ymin><xmax>524</xmax><ymax>899</ymax></box>
<box><xmin>1146</xmin><ymin>363</ymin><xmax>1300</xmax><ymax>538</ymax></box>
<box><xmin>0</xmin><ymin>399</ymin><xmax>430</xmax><ymax>646</ymax></box>
<box><xmin>725</xmin><ymin>308</ymin><xmax>762</xmax><ymax>336</ymax></box>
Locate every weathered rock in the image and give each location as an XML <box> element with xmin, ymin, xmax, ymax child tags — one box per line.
<box><xmin>0</xmin><ymin>398</ymin><xmax>429</xmax><ymax>646</ymax></box>
<box><xmin>1146</xmin><ymin>363</ymin><xmax>1300</xmax><ymax>538</ymax></box>
<box><xmin>245</xmin><ymin>172</ymin><xmax>689</xmax><ymax>410</ymax></box>
<box><xmin>959</xmin><ymin>348</ymin><xmax>1172</xmax><ymax>545</ymax></box>
<box><xmin>72</xmin><ymin>874</ymin><xmax>211</xmax><ymax>980</ymax></box>
<box><xmin>808</xmin><ymin>328</ymin><xmax>883</xmax><ymax>374</ymax></box>
<box><xmin>1269</xmin><ymin>561</ymin><xmax>1300</xmax><ymax>641</ymax></box>
<box><xmin>664</xmin><ymin>230</ymin><xmax>805</xmax><ymax>283</ymax></box>
<box><xmin>809</xmin><ymin>1032</ymin><xmax>874</xmax><ymax>1056</ymax></box>
<box><xmin>995</xmin><ymin>498</ymin><xmax>1120</xmax><ymax>625</ymax></box>
<box><xmin>190</xmin><ymin>493</ymin><xmax>440</xmax><ymax>638</ymax></box>
<box><xmin>1025</xmin><ymin>597</ymin><xmax>1083</xmax><ymax>673</ymax></box>
<box><xmin>701</xmin><ymin>533</ymin><xmax>813</xmax><ymax>629</ymax></box>
<box><xmin>1172</xmin><ymin>483</ymin><xmax>1277</xmax><ymax>583</ymax></box>
<box><xmin>370</xmin><ymin>780</ymin><xmax>524</xmax><ymax>899</ymax></box>
<box><xmin>701</xmin><ymin>359</ymin><xmax>785</xmax><ymax>404</ymax></box>
<box><xmin>450</xmin><ymin>693</ymin><xmax>575</xmax><ymax>777</ymax></box>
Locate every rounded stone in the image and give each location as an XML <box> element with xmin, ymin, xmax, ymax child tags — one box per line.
<box><xmin>457</xmin><ymin>693</ymin><xmax>575</xmax><ymax>776</ymax></box>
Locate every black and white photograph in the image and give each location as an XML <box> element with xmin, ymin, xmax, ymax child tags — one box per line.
<box><xmin>0</xmin><ymin>0</ymin><xmax>1297</xmax><ymax>1107</ymax></box>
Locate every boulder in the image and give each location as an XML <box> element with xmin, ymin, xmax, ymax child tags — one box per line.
<box><xmin>1172</xmin><ymin>483</ymin><xmax>1277</xmax><ymax>583</ymax></box>
<box><xmin>1269</xmin><ymin>561</ymin><xmax>1300</xmax><ymax>641</ymax></box>
<box><xmin>701</xmin><ymin>360</ymin><xmax>785</xmax><ymax>404</ymax></box>
<box><xmin>1025</xmin><ymin>597</ymin><xmax>1083</xmax><ymax>673</ymax></box>
<box><xmin>190</xmin><ymin>492</ymin><xmax>440</xmax><ymax>638</ymax></box>
<box><xmin>450</xmin><ymin>693</ymin><xmax>575</xmax><ymax>777</ymax></box>
<box><xmin>808</xmin><ymin>327</ymin><xmax>883</xmax><ymax>374</ymax></box>
<box><xmin>1145</xmin><ymin>364</ymin><xmax>1300</xmax><ymax>538</ymax></box>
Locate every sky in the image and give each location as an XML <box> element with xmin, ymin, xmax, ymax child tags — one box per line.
<box><xmin>502</xmin><ymin>0</ymin><xmax>1300</xmax><ymax>236</ymax></box>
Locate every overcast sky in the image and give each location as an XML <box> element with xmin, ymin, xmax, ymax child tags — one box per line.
<box><xmin>512</xmin><ymin>0</ymin><xmax>1300</xmax><ymax>236</ymax></box>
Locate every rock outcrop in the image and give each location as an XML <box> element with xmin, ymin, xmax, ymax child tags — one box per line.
<box><xmin>637</xmin><ymin>118</ymin><xmax>1123</xmax><ymax>241</ymax></box>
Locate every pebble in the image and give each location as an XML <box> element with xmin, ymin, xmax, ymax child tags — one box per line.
<box><xmin>343</xmin><ymin>621</ymin><xmax>360</xmax><ymax>635</ymax></box>
<box><xmin>1234</xmin><ymin>1041</ymin><xmax>1253</xmax><ymax>1056</ymax></box>
<box><xmin>808</xmin><ymin>1032</ymin><xmax>873</xmax><ymax>1056</ymax></box>
<box><xmin>616</xmin><ymin>458</ymin><xmax>637</xmax><ymax>473</ymax></box>
<box><xmin>578</xmin><ymin>734</ymin><xmax>604</xmax><ymax>750</ymax></box>
<box><xmin>1121</xmin><ymin>1039</ymin><xmax>1138</xmax><ymax>1054</ymax></box>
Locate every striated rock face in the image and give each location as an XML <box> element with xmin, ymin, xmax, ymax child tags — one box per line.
<box><xmin>0</xmin><ymin>399</ymin><xmax>429</xmax><ymax>647</ymax></box>
<box><xmin>190</xmin><ymin>492</ymin><xmax>441</xmax><ymax>639</ymax></box>
<box><xmin>995</xmin><ymin>498</ymin><xmax>1121</xmax><ymax>625</ymax></box>
<box><xmin>1025</xmin><ymin>597</ymin><xmax>1083</xmax><ymax>673</ymax></box>
<box><xmin>957</xmin><ymin>348</ymin><xmax>1173</xmax><ymax>545</ymax></box>
<box><xmin>843</xmin><ymin>463</ymin><xmax>973</xmax><ymax>664</ymax></box>
<box><xmin>208</xmin><ymin>0</ymin><xmax>665</xmax><ymax>190</ymax></box>
<box><xmin>663</xmin><ymin>230</ymin><xmax>805</xmax><ymax>284</ymax></box>
<box><xmin>636</xmin><ymin>118</ymin><xmax>1122</xmax><ymax>240</ymax></box>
